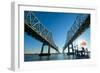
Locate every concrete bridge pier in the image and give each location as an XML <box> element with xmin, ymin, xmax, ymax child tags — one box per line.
<box><xmin>48</xmin><ymin>45</ymin><xmax>50</xmax><ymax>55</ymax></box>
<box><xmin>67</xmin><ymin>43</ymin><xmax>74</xmax><ymax>55</ymax></box>
<box><xmin>39</xmin><ymin>43</ymin><xmax>51</xmax><ymax>56</ymax></box>
<box><xmin>40</xmin><ymin>43</ymin><xmax>45</xmax><ymax>55</ymax></box>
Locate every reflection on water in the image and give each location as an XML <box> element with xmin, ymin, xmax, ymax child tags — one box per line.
<box><xmin>24</xmin><ymin>53</ymin><xmax>90</xmax><ymax>62</ymax></box>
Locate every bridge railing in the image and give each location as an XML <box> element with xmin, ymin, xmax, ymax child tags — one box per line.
<box><xmin>24</xmin><ymin>11</ymin><xmax>58</xmax><ymax>49</ymax></box>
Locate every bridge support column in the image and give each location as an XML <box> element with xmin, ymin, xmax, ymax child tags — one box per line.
<box><xmin>71</xmin><ymin>43</ymin><xmax>74</xmax><ymax>54</ymax></box>
<box><xmin>67</xmin><ymin>43</ymin><xmax>74</xmax><ymax>55</ymax></box>
<box><xmin>39</xmin><ymin>43</ymin><xmax>51</xmax><ymax>56</ymax></box>
<box><xmin>48</xmin><ymin>45</ymin><xmax>50</xmax><ymax>55</ymax></box>
<box><xmin>40</xmin><ymin>43</ymin><xmax>44</xmax><ymax>55</ymax></box>
<box><xmin>68</xmin><ymin>45</ymin><xmax>70</xmax><ymax>54</ymax></box>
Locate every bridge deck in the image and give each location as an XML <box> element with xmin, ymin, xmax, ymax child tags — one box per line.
<box><xmin>24</xmin><ymin>11</ymin><xmax>59</xmax><ymax>53</ymax></box>
<box><xmin>63</xmin><ymin>15</ymin><xmax>90</xmax><ymax>51</ymax></box>
<box><xmin>25</xmin><ymin>23</ymin><xmax>59</xmax><ymax>53</ymax></box>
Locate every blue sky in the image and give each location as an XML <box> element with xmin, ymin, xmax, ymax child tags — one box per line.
<box><xmin>24</xmin><ymin>11</ymin><xmax>90</xmax><ymax>54</ymax></box>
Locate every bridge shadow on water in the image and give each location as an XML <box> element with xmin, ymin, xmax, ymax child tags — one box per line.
<box><xmin>24</xmin><ymin>53</ymin><xmax>90</xmax><ymax>62</ymax></box>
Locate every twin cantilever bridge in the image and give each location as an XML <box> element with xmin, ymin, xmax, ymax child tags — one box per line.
<box><xmin>24</xmin><ymin>11</ymin><xmax>90</xmax><ymax>56</ymax></box>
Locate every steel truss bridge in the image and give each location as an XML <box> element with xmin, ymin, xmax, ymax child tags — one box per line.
<box><xmin>24</xmin><ymin>11</ymin><xmax>60</xmax><ymax>56</ymax></box>
<box><xmin>63</xmin><ymin>14</ymin><xmax>90</xmax><ymax>54</ymax></box>
<box><xmin>24</xmin><ymin>11</ymin><xmax>90</xmax><ymax>56</ymax></box>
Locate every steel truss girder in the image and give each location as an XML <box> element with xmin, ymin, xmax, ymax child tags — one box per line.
<box><xmin>24</xmin><ymin>11</ymin><xmax>59</xmax><ymax>53</ymax></box>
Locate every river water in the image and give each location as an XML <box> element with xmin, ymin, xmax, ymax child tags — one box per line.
<box><xmin>24</xmin><ymin>53</ymin><xmax>90</xmax><ymax>62</ymax></box>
